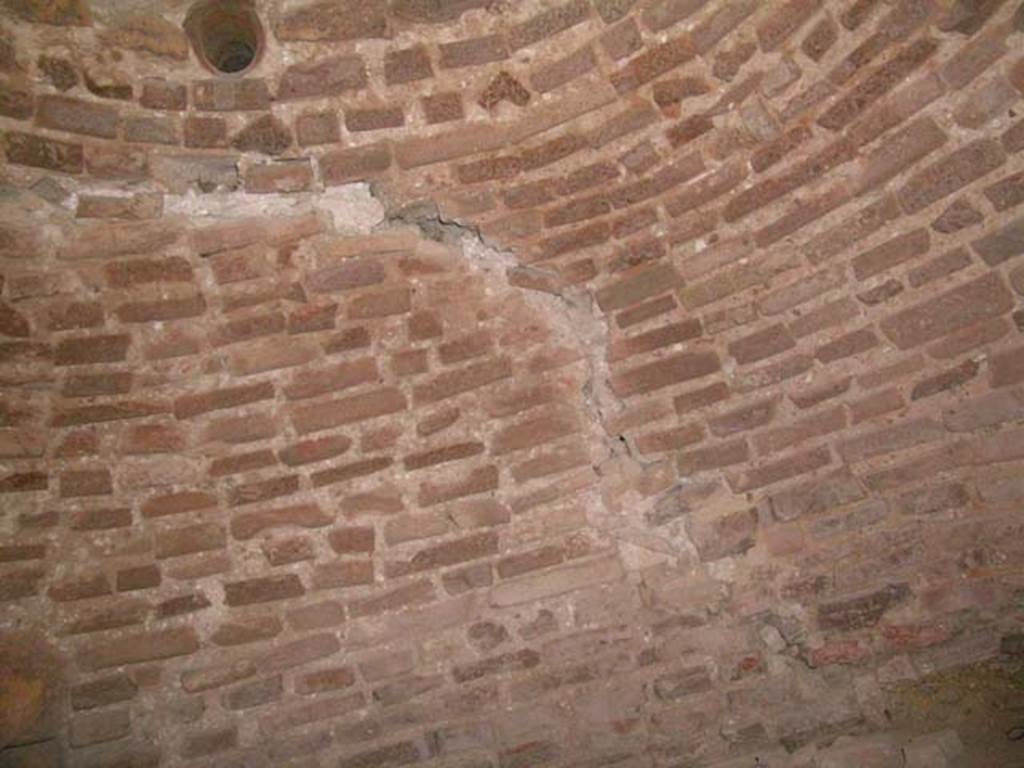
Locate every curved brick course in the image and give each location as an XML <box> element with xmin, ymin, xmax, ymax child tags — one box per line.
<box><xmin>1</xmin><ymin>0</ymin><xmax>1024</xmax><ymax>766</ymax></box>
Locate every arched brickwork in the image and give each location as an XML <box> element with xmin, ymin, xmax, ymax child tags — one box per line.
<box><xmin>1</xmin><ymin>1</ymin><xmax>1024</xmax><ymax>766</ymax></box>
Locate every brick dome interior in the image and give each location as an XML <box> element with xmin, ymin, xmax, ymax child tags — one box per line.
<box><xmin>1</xmin><ymin>0</ymin><xmax>1023</xmax><ymax>766</ymax></box>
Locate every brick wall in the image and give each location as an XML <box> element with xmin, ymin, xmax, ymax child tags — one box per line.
<box><xmin>1</xmin><ymin>0</ymin><xmax>1023</xmax><ymax>766</ymax></box>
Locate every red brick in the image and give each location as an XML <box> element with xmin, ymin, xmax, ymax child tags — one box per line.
<box><xmin>68</xmin><ymin>507</ymin><xmax>131</xmax><ymax>531</ymax></box>
<box><xmin>71</xmin><ymin>675</ymin><xmax>138</xmax><ymax>710</ymax></box>
<box><xmin>3</xmin><ymin>130</ymin><xmax>83</xmax><ymax>173</ymax></box>
<box><xmin>879</xmin><ymin>273</ymin><xmax>1014</xmax><ymax>349</ymax></box>
<box><xmin>709</xmin><ymin>398</ymin><xmax>777</xmax><ymax>437</ymax></box>
<box><xmin>54</xmin><ymin>334</ymin><xmax>129</xmax><ymax>366</ymax></box>
<box><xmin>850</xmin><ymin>228</ymin><xmax>929</xmax><ymax>279</ymax></box>
<box><xmin>79</xmin><ymin>627</ymin><xmax>199</xmax><ymax>670</ymax></box>
<box><xmin>311</xmin><ymin>457</ymin><xmax>392</xmax><ymax>488</ymax></box>
<box><xmin>296</xmin><ymin>111</ymin><xmax>340</xmax><ymax>146</ymax></box>
<box><xmin>727</xmin><ymin>446</ymin><xmax>832</xmax><ymax>491</ymax></box>
<box><xmin>926</xmin><ymin>317</ymin><xmax>1009</xmax><ymax>360</ymax></box>
<box><xmin>140</xmin><ymin>78</ymin><xmax>186</xmax><ymax>110</ymax></box>
<box><xmin>184</xmin><ymin>115</ymin><xmax>227</xmax><ymax>148</ymax></box>
<box><xmin>321</xmin><ymin>143</ymin><xmax>391</xmax><ymax>185</ymax></box>
<box><xmin>36</xmin><ymin>94</ymin><xmax>118</xmax><ymax>138</ymax></box>
<box><xmin>508</xmin><ymin>0</ymin><xmax>590</xmax><ymax>50</ymax></box>
<box><xmin>754</xmin><ymin>406</ymin><xmax>846</xmax><ymax>454</ymax></box>
<box><xmin>349</xmin><ymin>579</ymin><xmax>435</xmax><ymax>618</ymax></box>
<box><xmin>115</xmin><ymin>294</ymin><xmax>206</xmax><ymax>323</ymax></box>
<box><xmin>290</xmin><ymin>387</ymin><xmax>405</xmax><ymax>435</ymax></box>
<box><xmin>192</xmin><ymin>79</ymin><xmax>269</xmax><ymax>111</ymax></box>
<box><xmin>70</xmin><ymin>707</ymin><xmax>131</xmax><ymax>747</ymax></box>
<box><xmin>610</xmin><ymin>35</ymin><xmax>695</xmax><ymax>93</ymax></box>
<box><xmin>991</xmin><ymin>344</ymin><xmax>1024</xmax><ymax>388</ymax></box>
<box><xmin>819</xmin><ymin>38</ymin><xmax>937</xmax><ymax>131</ymax></box>
<box><xmin>677</xmin><ymin>439</ymin><xmax>749</xmax><ymax>474</ymax></box>
<box><xmin>422</xmin><ymin>92</ymin><xmax>464</xmax><ymax>124</ymax></box>
<box><xmin>419</xmin><ymin>465</ymin><xmax>499</xmax><ymax>507</ymax></box>
<box><xmin>284</xmin><ymin>358</ymin><xmax>378</xmax><ymax>400</ymax></box>
<box><xmin>439</xmin><ymin>35</ymin><xmax>509</xmax><ymax>69</ymax></box>
<box><xmin>908</xmin><ymin>247</ymin><xmax>972</xmax><ymax>288</ymax></box>
<box><xmin>182</xmin><ymin>727</ymin><xmax>237</xmax><ymax>759</ymax></box>
<box><xmin>636</xmin><ymin>422</ymin><xmax>705</xmax><ymax>454</ymax></box>
<box><xmin>230</xmin><ymin>503</ymin><xmax>332</xmax><ymax>540</ymax></box>
<box><xmin>757</xmin><ymin>0</ymin><xmax>820</xmax><ymax>51</ymax></box>
<box><xmin>728</xmin><ymin>324</ymin><xmax>795</xmax><ymax>365</ymax></box>
<box><xmin>898</xmin><ymin>139</ymin><xmax>1006</xmax><ymax>214</ymax></box>
<box><xmin>348</xmin><ymin>287</ymin><xmax>411</xmax><ymax>318</ymax></box>
<box><xmin>610</xmin><ymin>351</ymin><xmax>720</xmax><ymax>397</ymax></box>
<box><xmin>279</xmin><ymin>56</ymin><xmax>366</xmax><ymax>100</ymax></box>
<box><xmin>60</xmin><ymin>469</ymin><xmax>112</xmax><ymax>497</ymax></box>
<box><xmin>806</xmin><ymin>195</ymin><xmax>900</xmax><ymax>265</ymax></box>
<box><xmin>346</xmin><ymin>106</ymin><xmax>405</xmax><ymax>132</ymax></box>
<box><xmin>816</xmin><ymin>328</ymin><xmax>879</xmax><ymax>363</ymax></box>
<box><xmin>156</xmin><ymin>523</ymin><xmax>227</xmax><ymax>559</ymax></box>
<box><xmin>116</xmin><ymin>564</ymin><xmax>161</xmax><ymax>592</ymax></box>
<box><xmin>971</xmin><ymin>214</ymin><xmax>1024</xmax><ymax>266</ymax></box>
<box><xmin>224</xmin><ymin>574</ymin><xmax>304</xmax><ymax>606</ymax></box>
<box><xmin>595</xmin><ymin>263</ymin><xmax>682</xmax><ymax>312</ymax></box>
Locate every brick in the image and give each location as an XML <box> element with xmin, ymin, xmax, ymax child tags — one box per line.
<box><xmin>79</xmin><ymin>627</ymin><xmax>199</xmax><ymax>670</ymax></box>
<box><xmin>311</xmin><ymin>457</ymin><xmax>392</xmax><ymax>488</ymax></box>
<box><xmin>69</xmin><ymin>507</ymin><xmax>132</xmax><ymax>531</ymax></box>
<box><xmin>346</xmin><ymin>106</ymin><xmax>405</xmax><ymax>132</ymax></box>
<box><xmin>819</xmin><ymin>583</ymin><xmax>911</xmax><ymax>631</ymax></box>
<box><xmin>816</xmin><ymin>328</ymin><xmax>879</xmax><ymax>363</ymax></box>
<box><xmin>971</xmin><ymin>214</ymin><xmax>1024</xmax><ymax>266</ymax></box>
<box><xmin>245</xmin><ymin>160</ymin><xmax>313</xmax><ymax>193</ymax></box>
<box><xmin>932</xmin><ymin>199</ymin><xmax>984</xmax><ymax>234</ymax></box>
<box><xmin>279</xmin><ymin>56</ymin><xmax>366</xmax><ymax>100</ymax></box>
<box><xmin>228</xmin><ymin>473</ymin><xmax>300</xmax><ymax>507</ymax></box>
<box><xmin>879</xmin><ymin>273</ymin><xmax>1014</xmax><ymax>349</ymax></box>
<box><xmin>610</xmin><ymin>35</ymin><xmax>695</xmax><ymax>93</ymax></box>
<box><xmin>898</xmin><ymin>139</ymin><xmax>1006</xmax><ymax>214</ymax></box>
<box><xmin>819</xmin><ymin>38</ymin><xmax>937</xmax><ymax>131</ymax></box>
<box><xmin>440</xmin><ymin>35</ymin><xmax>509</xmax><ymax>68</ymax></box>
<box><xmin>940</xmin><ymin>24</ymin><xmax>1007</xmax><ymax>89</ymax></box>
<box><xmin>926</xmin><ymin>317</ymin><xmax>1009</xmax><ymax>360</ymax></box>
<box><xmin>230</xmin><ymin>503</ymin><xmax>332</xmax><ymax>540</ymax></box>
<box><xmin>36</xmin><ymin>95</ymin><xmax>118</xmax><ymax>138</ymax></box>
<box><xmin>855</xmin><ymin>116</ymin><xmax>948</xmax><ymax>196</ymax></box>
<box><xmin>116</xmin><ymin>294</ymin><xmax>206</xmax><ymax>323</ymax></box>
<box><xmin>350</xmin><ymin>579</ymin><xmax>435</xmax><ymax>619</ymax></box>
<box><xmin>422</xmin><ymin>92</ymin><xmax>463</xmax><ymax>124</ymax></box>
<box><xmin>60</xmin><ymin>469</ymin><xmax>112</xmax><ymax>497</ymax></box>
<box><xmin>296</xmin><ymin>111</ymin><xmax>340</xmax><ymax>146</ymax></box>
<box><xmin>321</xmin><ymin>143</ymin><xmax>391</xmax><ymax>185</ymax></box>
<box><xmin>754</xmin><ymin>406</ymin><xmax>846</xmax><ymax>454</ymax></box>
<box><xmin>677</xmin><ymin>439</ymin><xmax>749</xmax><ymax>474</ymax></box>
<box><xmin>490</xmin><ymin>553</ymin><xmax>623</xmax><ymax>607</ymax></box>
<box><xmin>532</xmin><ymin>46</ymin><xmax>596</xmax><ymax>93</ymax></box>
<box><xmin>508</xmin><ymin>0</ymin><xmax>591</xmax><ymax>51</ymax></box>
<box><xmin>228</xmin><ymin>338</ymin><xmax>319</xmax><ymax>376</ymax></box>
<box><xmin>290</xmin><ymin>387</ymin><xmax>405</xmax><ymax>435</ymax></box>
<box><xmin>71</xmin><ymin>675</ymin><xmax>138</xmax><ymax>711</ymax></box>
<box><xmin>140</xmin><ymin>78</ymin><xmax>186</xmax><ymax>110</ymax></box>
<box><xmin>53</xmin><ymin>333</ymin><xmax>129</xmax><ymax>366</ymax></box>
<box><xmin>232</xmin><ymin>114</ymin><xmax>292</xmax><ymax>155</ymax></box>
<box><xmin>768</xmin><ymin>467</ymin><xmax>865</xmax><ymax>522</ymax></box>
<box><xmin>184</xmin><ymin>115</ymin><xmax>227</xmax><ymax>148</ymax></box>
<box><xmin>174</xmin><ymin>381</ymin><xmax>273</xmax><ymax>419</ymax></box>
<box><xmin>419</xmin><ymin>465</ymin><xmax>499</xmax><ymax>507</ymax></box>
<box><xmin>640</xmin><ymin>0</ymin><xmax>706</xmax><ymax>31</ymax></box>
<box><xmin>674</xmin><ymin>381</ymin><xmax>730</xmax><ymax>414</ymax></box>
<box><xmin>610</xmin><ymin>351</ymin><xmax>720</xmax><ymax>397</ymax></box>
<box><xmin>991</xmin><ymin>344</ymin><xmax>1024</xmax><ymax>388</ymax></box>
<box><xmin>385</xmin><ymin>46</ymin><xmax>432</xmax><ymax>85</ymax></box>
<box><xmin>70</xmin><ymin>707</ymin><xmax>131</xmax><ymax>747</ymax></box>
<box><xmin>284</xmin><ymin>358</ymin><xmax>378</xmax><ymax>400</ymax></box>
<box><xmin>156</xmin><ymin>523</ymin><xmax>227</xmax><ymax>559</ymax></box>
<box><xmin>688</xmin><ymin>0</ymin><xmax>757</xmax><ymax>54</ymax></box>
<box><xmin>224</xmin><ymin>574</ymin><xmax>304</xmax><ymax>606</ymax></box>
<box><xmin>726</xmin><ymin>446</ymin><xmax>832</xmax><ymax>491</ymax></box>
<box><xmin>729</xmin><ymin>324</ymin><xmax>795</xmax><ymax>365</ymax></box>
<box><xmin>601</xmin><ymin>18</ymin><xmax>642</xmax><ymax>60</ymax></box>
<box><xmin>802</xmin><ymin>16</ymin><xmax>837</xmax><ymax>61</ymax></box>
<box><xmin>851</xmin><ymin>228</ymin><xmax>933</xmax><ymax>282</ymax></box>
<box><xmin>908</xmin><ymin>247</ymin><xmax>972</xmax><ymax>288</ymax></box>
<box><xmin>709</xmin><ymin>399</ymin><xmax>776</xmax><ymax>437</ymax></box>
<box><xmin>757</xmin><ymin>0</ymin><xmax>820</xmax><ymax>51</ymax></box>
<box><xmin>806</xmin><ymin>195</ymin><xmax>900</xmax><ymax>265</ymax></box>
<box><xmin>595</xmin><ymin>263</ymin><xmax>681</xmax><ymax>312</ymax></box>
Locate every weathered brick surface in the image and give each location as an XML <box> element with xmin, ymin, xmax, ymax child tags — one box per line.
<box><xmin>2</xmin><ymin>5</ymin><xmax>1023</xmax><ymax>765</ymax></box>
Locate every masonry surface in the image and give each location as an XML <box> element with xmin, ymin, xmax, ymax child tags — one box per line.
<box><xmin>0</xmin><ymin>0</ymin><xmax>1023</xmax><ymax>767</ymax></box>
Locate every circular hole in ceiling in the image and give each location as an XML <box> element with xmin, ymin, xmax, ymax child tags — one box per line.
<box><xmin>185</xmin><ymin>0</ymin><xmax>264</xmax><ymax>76</ymax></box>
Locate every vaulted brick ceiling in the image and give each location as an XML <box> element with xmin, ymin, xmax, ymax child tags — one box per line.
<box><xmin>1</xmin><ymin>0</ymin><xmax>1023</xmax><ymax>766</ymax></box>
